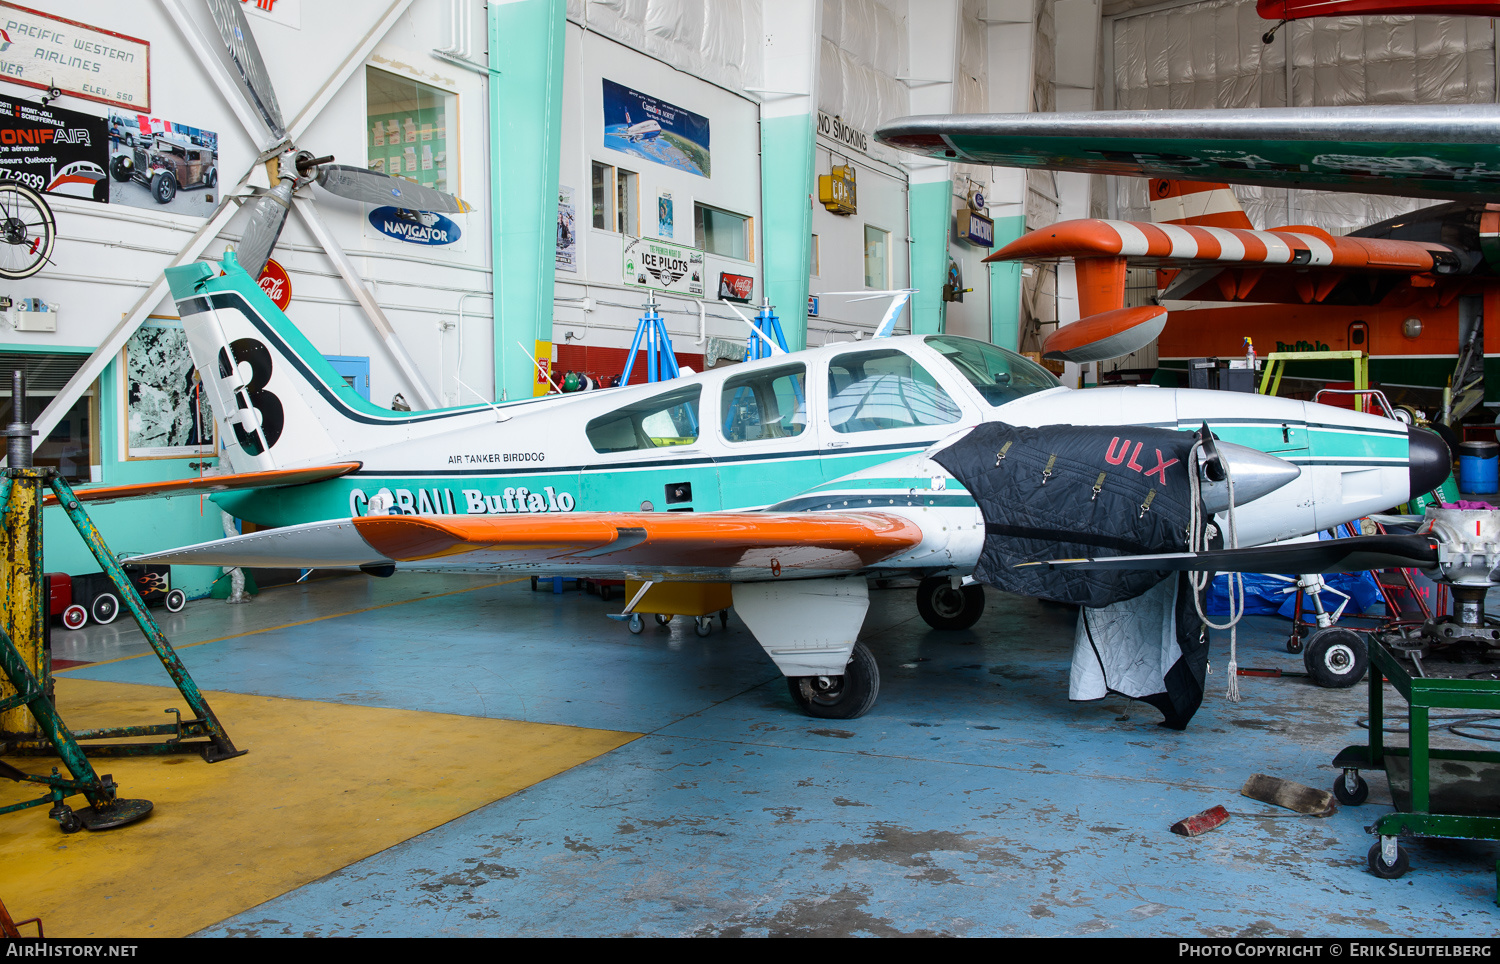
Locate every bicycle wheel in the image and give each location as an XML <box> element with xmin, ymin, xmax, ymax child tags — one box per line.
<box><xmin>0</xmin><ymin>182</ymin><xmax>55</xmax><ymax>280</ymax></box>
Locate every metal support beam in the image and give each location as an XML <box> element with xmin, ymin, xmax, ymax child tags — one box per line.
<box><xmin>31</xmin><ymin>0</ymin><xmax>422</xmax><ymax>448</ymax></box>
<box><xmin>293</xmin><ymin>196</ymin><xmax>439</xmax><ymax>409</ymax></box>
<box><xmin>29</xmin><ymin>176</ymin><xmax>254</xmax><ymax>449</ymax></box>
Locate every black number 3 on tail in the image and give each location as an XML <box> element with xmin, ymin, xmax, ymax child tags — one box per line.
<box><xmin>219</xmin><ymin>338</ymin><xmax>285</xmax><ymax>454</ymax></box>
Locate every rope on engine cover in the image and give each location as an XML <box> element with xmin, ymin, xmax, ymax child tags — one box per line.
<box><xmin>1188</xmin><ymin>440</ymin><xmax>1245</xmax><ymax>701</ymax></box>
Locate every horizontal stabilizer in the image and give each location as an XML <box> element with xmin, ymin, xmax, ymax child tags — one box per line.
<box><xmin>131</xmin><ymin>518</ymin><xmax>393</xmax><ymax>569</ymax></box>
<box><xmin>1042</xmin><ymin>306</ymin><xmax>1166</xmax><ymax>363</ymax></box>
<box><xmin>1020</xmin><ymin>533</ymin><xmax>1439</xmax><ymax>575</ymax></box>
<box><xmin>44</xmin><ymin>463</ymin><xmax>362</xmax><ymax>507</ymax></box>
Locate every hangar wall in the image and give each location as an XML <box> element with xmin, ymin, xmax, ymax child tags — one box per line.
<box><xmin>1106</xmin><ymin>0</ymin><xmax>1498</xmax><ymax>233</ymax></box>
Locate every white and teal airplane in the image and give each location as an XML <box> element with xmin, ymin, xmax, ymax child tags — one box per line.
<box><xmin>116</xmin><ymin>252</ymin><xmax>1448</xmax><ymax>720</ymax></box>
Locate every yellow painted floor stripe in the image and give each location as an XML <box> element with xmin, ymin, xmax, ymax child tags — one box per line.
<box><xmin>0</xmin><ymin>677</ymin><xmax>639</xmax><ymax>938</ymax></box>
<box><xmin>56</xmin><ymin>578</ymin><xmax>521</xmax><ymax>672</ymax></box>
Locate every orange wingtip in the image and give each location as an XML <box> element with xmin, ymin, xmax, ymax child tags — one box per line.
<box><xmin>1042</xmin><ymin>306</ymin><xmax>1168</xmax><ymax>363</ymax></box>
<box><xmin>984</xmin><ymin>219</ymin><xmax>1125</xmax><ymax>263</ymax></box>
<box><xmin>352</xmin><ymin>511</ymin><xmax>925</xmax><ymax>569</ymax></box>
<box><xmin>43</xmin><ymin>463</ymin><xmax>363</xmax><ymax>507</ymax></box>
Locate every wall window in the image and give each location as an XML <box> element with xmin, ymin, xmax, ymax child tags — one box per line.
<box><xmin>864</xmin><ymin>225</ymin><xmax>890</xmax><ymax>288</ymax></box>
<box><xmin>591</xmin><ymin>162</ymin><xmax>638</xmax><ymax>235</ymax></box>
<box><xmin>0</xmin><ymin>352</ymin><xmax>97</xmax><ymax>483</ymax></box>
<box><xmin>810</xmin><ymin>233</ymin><xmax>820</xmax><ymax>277</ymax></box>
<box><xmin>695</xmin><ymin>203</ymin><xmax>750</xmax><ymax>261</ymax></box>
<box><xmin>366</xmin><ymin>66</ymin><xmax>455</xmax><ymax>194</ymax></box>
<box><xmin>616</xmin><ymin>169</ymin><xmax>638</xmax><ymax>235</ymax></box>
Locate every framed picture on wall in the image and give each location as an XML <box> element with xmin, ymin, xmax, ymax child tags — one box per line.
<box><xmin>123</xmin><ymin>316</ymin><xmax>215</xmax><ymax>459</ymax></box>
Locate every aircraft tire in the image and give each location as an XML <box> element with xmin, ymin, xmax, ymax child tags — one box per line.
<box><xmin>916</xmin><ymin>577</ymin><xmax>985</xmax><ymax>631</ymax></box>
<box><xmin>785</xmin><ymin>641</ymin><xmax>879</xmax><ymax>719</ymax></box>
<box><xmin>1302</xmin><ymin>628</ymin><xmax>1367</xmax><ymax>688</ymax></box>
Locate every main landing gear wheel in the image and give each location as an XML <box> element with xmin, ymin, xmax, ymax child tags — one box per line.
<box><xmin>165</xmin><ymin>589</ymin><xmax>186</xmax><ymax>613</ymax></box>
<box><xmin>786</xmin><ymin>641</ymin><xmax>880</xmax><ymax>720</ymax></box>
<box><xmin>1303</xmin><ymin>627</ymin><xmax>1368</xmax><ymax>688</ymax></box>
<box><xmin>916</xmin><ymin>577</ymin><xmax>985</xmax><ymax>630</ymax></box>
<box><xmin>1368</xmin><ymin>840</ymin><xmax>1410</xmax><ymax>879</ymax></box>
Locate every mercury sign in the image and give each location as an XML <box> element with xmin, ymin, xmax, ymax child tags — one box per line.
<box><xmin>369</xmin><ymin>206</ymin><xmax>461</xmax><ymax>246</ymax></box>
<box><xmin>959</xmin><ymin>211</ymin><xmax>994</xmax><ymax>248</ymax></box>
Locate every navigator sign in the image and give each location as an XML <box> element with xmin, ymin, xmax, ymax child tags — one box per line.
<box><xmin>623</xmin><ymin>236</ymin><xmax>704</xmax><ymax>297</ymax></box>
<box><xmin>368</xmin><ymin>206</ymin><xmax>461</xmax><ymax>246</ymax></box>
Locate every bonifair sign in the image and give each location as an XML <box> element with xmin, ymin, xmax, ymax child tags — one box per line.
<box><xmin>368</xmin><ymin>206</ymin><xmax>461</xmax><ymax>246</ymax></box>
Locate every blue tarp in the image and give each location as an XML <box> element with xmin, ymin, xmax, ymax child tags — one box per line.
<box><xmin>1203</xmin><ymin>526</ymin><xmax>1386</xmax><ymax>619</ymax></box>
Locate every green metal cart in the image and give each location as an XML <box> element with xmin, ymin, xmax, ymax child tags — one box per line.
<box><xmin>1330</xmin><ymin>636</ymin><xmax>1500</xmax><ymax>903</ymax></box>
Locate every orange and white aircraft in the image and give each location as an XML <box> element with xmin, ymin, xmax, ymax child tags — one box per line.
<box><xmin>983</xmin><ymin>179</ymin><xmax>1498</xmax><ymax>416</ymax></box>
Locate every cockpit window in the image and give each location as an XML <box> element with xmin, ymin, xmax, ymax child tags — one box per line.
<box><xmin>586</xmin><ymin>384</ymin><xmax>701</xmax><ymax>453</ymax></box>
<box><xmin>721</xmin><ymin>364</ymin><xmax>807</xmax><ymax>442</ymax></box>
<box><xmin>924</xmin><ymin>335</ymin><xmax>1060</xmax><ymax>406</ymax></box>
<box><xmin>826</xmin><ymin>348</ymin><xmax>962</xmax><ymax>434</ymax></box>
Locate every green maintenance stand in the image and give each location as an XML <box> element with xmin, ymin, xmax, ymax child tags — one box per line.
<box><xmin>1</xmin><ymin>369</ymin><xmax>242</xmax><ymax>833</ymax></box>
<box><xmin>1329</xmin><ymin>636</ymin><xmax>1500</xmax><ymax>904</ymax></box>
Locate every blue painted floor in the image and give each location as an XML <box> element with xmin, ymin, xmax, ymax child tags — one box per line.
<box><xmin>59</xmin><ymin>575</ymin><xmax>1500</xmax><ymax>936</ymax></box>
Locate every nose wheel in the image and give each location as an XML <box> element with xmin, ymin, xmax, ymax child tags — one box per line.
<box><xmin>1303</xmin><ymin>628</ymin><xmax>1368</xmax><ymax>688</ymax></box>
<box><xmin>916</xmin><ymin>577</ymin><xmax>985</xmax><ymax>630</ymax></box>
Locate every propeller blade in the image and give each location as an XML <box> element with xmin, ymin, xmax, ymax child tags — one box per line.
<box><xmin>206</xmin><ymin>0</ymin><xmax>286</xmax><ymax>140</ymax></box>
<box><xmin>1020</xmin><ymin>534</ymin><xmax>1440</xmax><ymax>575</ymax></box>
<box><xmin>235</xmin><ymin>184</ymin><xmax>293</xmax><ymax>279</ymax></box>
<box><xmin>314</xmin><ymin>164</ymin><xmax>473</xmax><ymax>214</ymax></box>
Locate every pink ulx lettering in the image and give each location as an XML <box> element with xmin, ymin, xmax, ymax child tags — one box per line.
<box><xmin>1126</xmin><ymin>442</ymin><xmax>1145</xmax><ymax>472</ymax></box>
<box><xmin>1145</xmin><ymin>450</ymin><xmax>1179</xmax><ymax>485</ymax></box>
<box><xmin>1104</xmin><ymin>437</ymin><xmax>1130</xmax><ymax>465</ymax></box>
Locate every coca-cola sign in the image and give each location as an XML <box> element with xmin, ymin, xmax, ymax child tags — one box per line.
<box><xmin>257</xmin><ymin>258</ymin><xmax>291</xmax><ymax>310</ymax></box>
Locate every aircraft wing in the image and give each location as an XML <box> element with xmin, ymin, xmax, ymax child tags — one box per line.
<box><xmin>41</xmin><ymin>463</ymin><xmax>362</xmax><ymax>507</ymax></box>
<box><xmin>1257</xmin><ymin>0</ymin><xmax>1500</xmax><ymax>21</ymax></box>
<box><xmin>876</xmin><ymin>106</ymin><xmax>1500</xmax><ymax>203</ymax></box>
<box><xmin>129</xmin><ymin>511</ymin><xmax>926</xmax><ymax>580</ymax></box>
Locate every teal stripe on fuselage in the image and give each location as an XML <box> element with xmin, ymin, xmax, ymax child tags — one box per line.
<box><xmin>214</xmin><ymin>444</ymin><xmax>934</xmax><ymax>526</ymax></box>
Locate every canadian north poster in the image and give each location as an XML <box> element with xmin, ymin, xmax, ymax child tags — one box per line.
<box><xmin>602</xmin><ymin>79</ymin><xmax>710</xmax><ymax>178</ymax></box>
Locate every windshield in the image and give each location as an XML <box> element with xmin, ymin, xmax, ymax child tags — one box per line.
<box><xmin>924</xmin><ymin>336</ymin><xmax>1060</xmax><ymax>406</ymax></box>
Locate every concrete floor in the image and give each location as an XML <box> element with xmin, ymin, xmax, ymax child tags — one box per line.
<box><xmin>21</xmin><ymin>572</ymin><xmax>1500</xmax><ymax>936</ymax></box>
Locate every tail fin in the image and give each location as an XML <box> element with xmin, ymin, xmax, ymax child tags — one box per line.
<box><xmin>1148</xmin><ymin>179</ymin><xmax>1253</xmax><ymax>230</ymax></box>
<box><xmin>164</xmin><ymin>252</ymin><xmax>409</xmax><ymax>474</ymax></box>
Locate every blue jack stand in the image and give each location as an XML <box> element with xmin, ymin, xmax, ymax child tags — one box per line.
<box><xmin>743</xmin><ymin>297</ymin><xmax>790</xmax><ymax>361</ymax></box>
<box><xmin>620</xmin><ymin>296</ymin><xmax>681</xmax><ymax>384</ymax></box>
